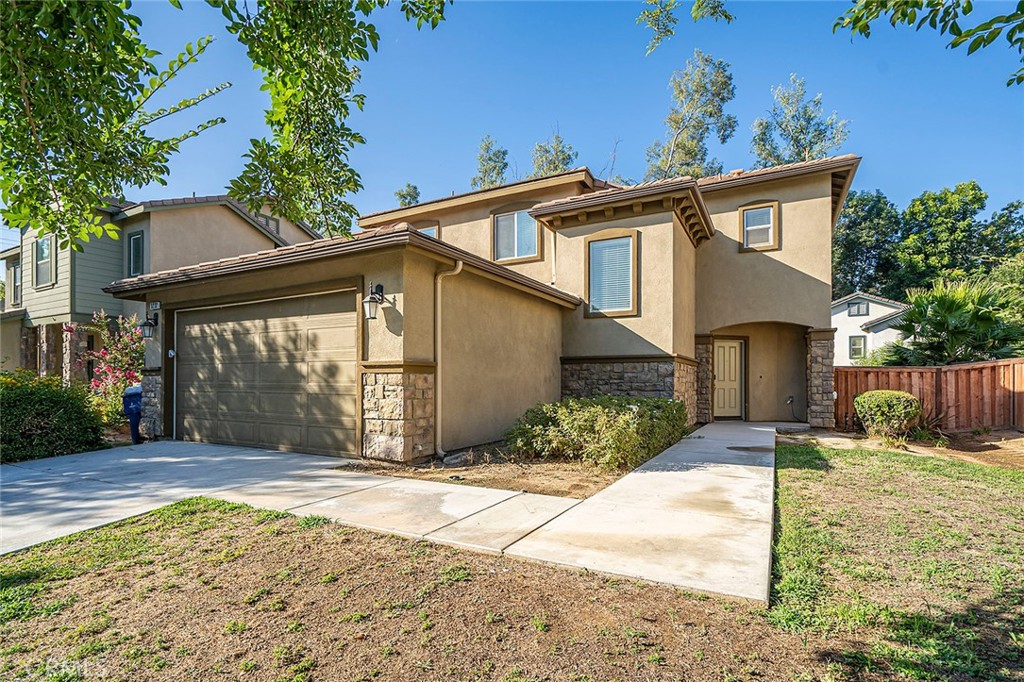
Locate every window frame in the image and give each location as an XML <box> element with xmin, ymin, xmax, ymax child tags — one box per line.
<box><xmin>847</xmin><ymin>300</ymin><xmax>870</xmax><ymax>317</ymax></box>
<box><xmin>849</xmin><ymin>335</ymin><xmax>867</xmax><ymax>359</ymax></box>
<box><xmin>257</xmin><ymin>212</ymin><xmax>281</xmax><ymax>235</ymax></box>
<box><xmin>490</xmin><ymin>203</ymin><xmax>542</xmax><ymax>264</ymax></box>
<box><xmin>584</xmin><ymin>228</ymin><xmax>639</xmax><ymax>319</ymax></box>
<box><xmin>738</xmin><ymin>200</ymin><xmax>780</xmax><ymax>252</ymax></box>
<box><xmin>411</xmin><ymin>220</ymin><xmax>440</xmax><ymax>240</ymax></box>
<box><xmin>34</xmin><ymin>235</ymin><xmax>54</xmax><ymax>289</ymax></box>
<box><xmin>10</xmin><ymin>261</ymin><xmax>21</xmax><ymax>306</ymax></box>
<box><xmin>127</xmin><ymin>231</ymin><xmax>145</xmax><ymax>277</ymax></box>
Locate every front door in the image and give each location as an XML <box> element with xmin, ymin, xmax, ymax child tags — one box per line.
<box><xmin>714</xmin><ymin>339</ymin><xmax>744</xmax><ymax>419</ymax></box>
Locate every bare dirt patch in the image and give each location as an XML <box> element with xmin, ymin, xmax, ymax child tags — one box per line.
<box><xmin>341</xmin><ymin>444</ymin><xmax>621</xmax><ymax>499</ymax></box>
<box><xmin>778</xmin><ymin>428</ymin><xmax>1024</xmax><ymax>470</ymax></box>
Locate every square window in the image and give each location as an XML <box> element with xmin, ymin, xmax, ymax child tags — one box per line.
<box><xmin>850</xmin><ymin>335</ymin><xmax>866</xmax><ymax>359</ymax></box>
<box><xmin>588</xmin><ymin>236</ymin><xmax>633</xmax><ymax>314</ymax></box>
<box><xmin>493</xmin><ymin>210</ymin><xmax>537</xmax><ymax>261</ymax></box>
<box><xmin>848</xmin><ymin>301</ymin><xmax>869</xmax><ymax>316</ymax></box>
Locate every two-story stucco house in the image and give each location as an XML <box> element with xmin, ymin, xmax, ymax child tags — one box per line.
<box><xmin>0</xmin><ymin>195</ymin><xmax>318</xmax><ymax>378</ymax></box>
<box><xmin>104</xmin><ymin>155</ymin><xmax>860</xmax><ymax>461</ymax></box>
<box><xmin>830</xmin><ymin>291</ymin><xmax>908</xmax><ymax>365</ymax></box>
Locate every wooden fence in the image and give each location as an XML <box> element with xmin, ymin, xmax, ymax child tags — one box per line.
<box><xmin>834</xmin><ymin>358</ymin><xmax>1024</xmax><ymax>432</ymax></box>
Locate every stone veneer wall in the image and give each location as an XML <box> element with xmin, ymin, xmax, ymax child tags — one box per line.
<box><xmin>141</xmin><ymin>372</ymin><xmax>163</xmax><ymax>438</ymax></box>
<box><xmin>37</xmin><ymin>324</ymin><xmax>61</xmax><ymax>376</ymax></box>
<box><xmin>61</xmin><ymin>325</ymin><xmax>89</xmax><ymax>385</ymax></box>
<box><xmin>20</xmin><ymin>326</ymin><xmax>38</xmax><ymax>370</ymax></box>
<box><xmin>673</xmin><ymin>360</ymin><xmax>698</xmax><ymax>426</ymax></box>
<box><xmin>806</xmin><ymin>329</ymin><xmax>836</xmax><ymax>429</ymax></box>
<box><xmin>561</xmin><ymin>358</ymin><xmax>699</xmax><ymax>425</ymax></box>
<box><xmin>362</xmin><ymin>371</ymin><xmax>435</xmax><ymax>463</ymax></box>
<box><xmin>694</xmin><ymin>337</ymin><xmax>714</xmax><ymax>424</ymax></box>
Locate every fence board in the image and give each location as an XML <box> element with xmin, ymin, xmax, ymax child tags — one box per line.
<box><xmin>834</xmin><ymin>359</ymin><xmax>1024</xmax><ymax>432</ymax></box>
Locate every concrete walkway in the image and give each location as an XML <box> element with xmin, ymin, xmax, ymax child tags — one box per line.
<box><xmin>1</xmin><ymin>423</ymin><xmax>776</xmax><ymax>602</ymax></box>
<box><xmin>504</xmin><ymin>422</ymin><xmax>777</xmax><ymax>602</ymax></box>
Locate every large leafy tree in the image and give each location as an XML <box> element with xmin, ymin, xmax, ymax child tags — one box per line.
<box><xmin>750</xmin><ymin>74</ymin><xmax>848</xmax><ymax>168</ymax></box>
<box><xmin>878</xmin><ymin>280</ymin><xmax>1024</xmax><ymax>366</ymax></box>
<box><xmin>832</xmin><ymin>190</ymin><xmax>902</xmax><ymax>299</ymax></box>
<box><xmin>1</xmin><ymin>0</ymin><xmax>449</xmax><ymax>246</ymax></box>
<box><xmin>639</xmin><ymin>1</ymin><xmax>1023</xmax><ymax>86</ymax></box>
<box><xmin>530</xmin><ymin>133</ymin><xmax>578</xmax><ymax>178</ymax></box>
<box><xmin>394</xmin><ymin>183</ymin><xmax>420</xmax><ymax>207</ymax></box>
<box><xmin>644</xmin><ymin>49</ymin><xmax>737</xmax><ymax>181</ymax></box>
<box><xmin>988</xmin><ymin>255</ymin><xmax>1024</xmax><ymax>325</ymax></box>
<box><xmin>887</xmin><ymin>182</ymin><xmax>1024</xmax><ymax>298</ymax></box>
<box><xmin>470</xmin><ymin>134</ymin><xmax>509</xmax><ymax>190</ymax></box>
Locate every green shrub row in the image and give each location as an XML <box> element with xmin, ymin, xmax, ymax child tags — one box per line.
<box><xmin>0</xmin><ymin>370</ymin><xmax>106</xmax><ymax>463</ymax></box>
<box><xmin>853</xmin><ymin>389</ymin><xmax>922</xmax><ymax>439</ymax></box>
<box><xmin>505</xmin><ymin>395</ymin><xmax>690</xmax><ymax>471</ymax></box>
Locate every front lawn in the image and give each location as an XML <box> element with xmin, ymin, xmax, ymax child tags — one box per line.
<box><xmin>2</xmin><ymin>445</ymin><xmax>1021</xmax><ymax>681</ymax></box>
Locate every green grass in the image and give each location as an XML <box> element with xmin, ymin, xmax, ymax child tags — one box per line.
<box><xmin>771</xmin><ymin>445</ymin><xmax>1024</xmax><ymax>681</ymax></box>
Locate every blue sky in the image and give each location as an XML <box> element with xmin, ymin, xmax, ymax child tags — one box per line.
<box><xmin>3</xmin><ymin>1</ymin><xmax>1022</xmax><ymax>248</ymax></box>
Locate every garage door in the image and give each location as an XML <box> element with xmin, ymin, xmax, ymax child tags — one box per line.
<box><xmin>175</xmin><ymin>292</ymin><xmax>358</xmax><ymax>456</ymax></box>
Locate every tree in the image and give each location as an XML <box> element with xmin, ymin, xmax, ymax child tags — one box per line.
<box><xmin>988</xmin><ymin>255</ymin><xmax>1024</xmax><ymax>325</ymax></box>
<box><xmin>887</xmin><ymin>182</ymin><xmax>1024</xmax><ymax>297</ymax></box>
<box><xmin>750</xmin><ymin>74</ymin><xmax>848</xmax><ymax>168</ymax></box>
<box><xmin>645</xmin><ymin>49</ymin><xmax>737</xmax><ymax>181</ymax></box>
<box><xmin>639</xmin><ymin>1</ymin><xmax>1023</xmax><ymax>87</ymax></box>
<box><xmin>832</xmin><ymin>190</ymin><xmax>902</xmax><ymax>299</ymax></box>
<box><xmin>878</xmin><ymin>280</ymin><xmax>1024</xmax><ymax>366</ymax></box>
<box><xmin>395</xmin><ymin>183</ymin><xmax>420</xmax><ymax>207</ymax></box>
<box><xmin>0</xmin><ymin>1</ymin><xmax>450</xmax><ymax>246</ymax></box>
<box><xmin>470</xmin><ymin>135</ymin><xmax>509</xmax><ymax>190</ymax></box>
<box><xmin>530</xmin><ymin>133</ymin><xmax>578</xmax><ymax>178</ymax></box>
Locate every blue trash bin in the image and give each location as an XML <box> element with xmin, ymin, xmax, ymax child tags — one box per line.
<box><xmin>123</xmin><ymin>385</ymin><xmax>144</xmax><ymax>445</ymax></box>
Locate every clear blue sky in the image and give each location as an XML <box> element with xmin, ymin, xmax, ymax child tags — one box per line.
<box><xmin>3</xmin><ymin>1</ymin><xmax>1022</xmax><ymax>248</ymax></box>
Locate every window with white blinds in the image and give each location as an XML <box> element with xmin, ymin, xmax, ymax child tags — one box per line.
<box><xmin>743</xmin><ymin>206</ymin><xmax>773</xmax><ymax>247</ymax></box>
<box><xmin>493</xmin><ymin>210</ymin><xmax>538</xmax><ymax>260</ymax></box>
<box><xmin>588</xmin><ymin>236</ymin><xmax>633</xmax><ymax>313</ymax></box>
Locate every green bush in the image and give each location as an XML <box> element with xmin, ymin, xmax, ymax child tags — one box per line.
<box><xmin>853</xmin><ymin>390</ymin><xmax>921</xmax><ymax>439</ymax></box>
<box><xmin>504</xmin><ymin>396</ymin><xmax>690</xmax><ymax>471</ymax></box>
<box><xmin>0</xmin><ymin>370</ymin><xmax>106</xmax><ymax>463</ymax></box>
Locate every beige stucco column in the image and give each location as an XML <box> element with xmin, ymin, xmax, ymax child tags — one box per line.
<box><xmin>806</xmin><ymin>328</ymin><xmax>836</xmax><ymax>428</ymax></box>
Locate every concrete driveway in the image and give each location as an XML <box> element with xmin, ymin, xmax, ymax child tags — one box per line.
<box><xmin>0</xmin><ymin>441</ymin><xmax>343</xmax><ymax>553</ymax></box>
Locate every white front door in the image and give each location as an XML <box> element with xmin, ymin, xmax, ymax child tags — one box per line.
<box><xmin>714</xmin><ymin>339</ymin><xmax>744</xmax><ymax>419</ymax></box>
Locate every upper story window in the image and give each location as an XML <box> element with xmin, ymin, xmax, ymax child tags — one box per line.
<box><xmin>493</xmin><ymin>210</ymin><xmax>538</xmax><ymax>262</ymax></box>
<box><xmin>128</xmin><ymin>231</ymin><xmax>144</xmax><ymax>277</ymax></box>
<box><xmin>419</xmin><ymin>226</ymin><xmax>438</xmax><ymax>239</ymax></box>
<box><xmin>35</xmin><ymin>236</ymin><xmax>53</xmax><ymax>287</ymax></box>
<box><xmin>586</xmin><ymin>231</ymin><xmax>637</xmax><ymax>317</ymax></box>
<box><xmin>257</xmin><ymin>213</ymin><xmax>280</xmax><ymax>235</ymax></box>
<box><xmin>11</xmin><ymin>262</ymin><xmax>21</xmax><ymax>306</ymax></box>
<box><xmin>849</xmin><ymin>335</ymin><xmax>867</xmax><ymax>359</ymax></box>
<box><xmin>740</xmin><ymin>201</ymin><xmax>779</xmax><ymax>251</ymax></box>
<box><xmin>847</xmin><ymin>301</ymin><xmax>869</xmax><ymax>316</ymax></box>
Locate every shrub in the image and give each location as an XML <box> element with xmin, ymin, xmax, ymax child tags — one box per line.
<box><xmin>0</xmin><ymin>370</ymin><xmax>105</xmax><ymax>463</ymax></box>
<box><xmin>504</xmin><ymin>396</ymin><xmax>689</xmax><ymax>471</ymax></box>
<box><xmin>76</xmin><ymin>311</ymin><xmax>144</xmax><ymax>426</ymax></box>
<box><xmin>853</xmin><ymin>390</ymin><xmax>921</xmax><ymax>439</ymax></box>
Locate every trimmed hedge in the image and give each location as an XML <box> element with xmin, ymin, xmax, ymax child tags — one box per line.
<box><xmin>853</xmin><ymin>390</ymin><xmax>921</xmax><ymax>438</ymax></box>
<box><xmin>504</xmin><ymin>396</ymin><xmax>690</xmax><ymax>471</ymax></box>
<box><xmin>0</xmin><ymin>371</ymin><xmax>106</xmax><ymax>463</ymax></box>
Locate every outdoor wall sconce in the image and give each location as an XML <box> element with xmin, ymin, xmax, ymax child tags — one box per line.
<box><xmin>362</xmin><ymin>283</ymin><xmax>386</xmax><ymax>320</ymax></box>
<box><xmin>139</xmin><ymin>312</ymin><xmax>159</xmax><ymax>339</ymax></box>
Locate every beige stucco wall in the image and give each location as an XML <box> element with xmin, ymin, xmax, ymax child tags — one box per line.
<box><xmin>439</xmin><ymin>270</ymin><xmax>562</xmax><ymax>451</ymax></box>
<box><xmin>148</xmin><ymin>206</ymin><xmax>279</xmax><ymax>273</ymax></box>
<box><xmin>1</xmin><ymin>318</ymin><xmax>22</xmax><ymax>370</ymax></box>
<box><xmin>714</xmin><ymin>322</ymin><xmax>808</xmax><ymax>422</ymax></box>
<box><xmin>697</xmin><ymin>175</ymin><xmax>834</xmax><ymax>332</ymax></box>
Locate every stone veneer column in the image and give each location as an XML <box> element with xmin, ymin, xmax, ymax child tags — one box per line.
<box><xmin>140</xmin><ymin>371</ymin><xmax>163</xmax><ymax>439</ymax></box>
<box><xmin>37</xmin><ymin>324</ymin><xmax>61</xmax><ymax>376</ymax></box>
<box><xmin>806</xmin><ymin>328</ymin><xmax>836</xmax><ymax>429</ymax></box>
<box><xmin>362</xmin><ymin>370</ymin><xmax>435</xmax><ymax>463</ymax></box>
<box><xmin>694</xmin><ymin>335</ymin><xmax>714</xmax><ymax>424</ymax></box>
<box><xmin>673</xmin><ymin>358</ymin><xmax>698</xmax><ymax>427</ymax></box>
<box><xmin>61</xmin><ymin>324</ymin><xmax>90</xmax><ymax>385</ymax></box>
<box><xmin>20</xmin><ymin>326</ymin><xmax>38</xmax><ymax>371</ymax></box>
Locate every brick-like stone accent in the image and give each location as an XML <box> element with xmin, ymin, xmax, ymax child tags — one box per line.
<box><xmin>362</xmin><ymin>371</ymin><xmax>434</xmax><ymax>463</ymax></box>
<box><xmin>61</xmin><ymin>324</ymin><xmax>89</xmax><ymax>385</ymax></box>
<box><xmin>562</xmin><ymin>360</ymin><xmax>675</xmax><ymax>400</ymax></box>
<box><xmin>673</xmin><ymin>360</ymin><xmax>698</xmax><ymax>427</ymax></box>
<box><xmin>37</xmin><ymin>324</ymin><xmax>61</xmax><ymax>376</ymax></box>
<box><xmin>141</xmin><ymin>372</ymin><xmax>163</xmax><ymax>438</ymax></box>
<box><xmin>806</xmin><ymin>329</ymin><xmax>836</xmax><ymax>429</ymax></box>
<box><xmin>694</xmin><ymin>336</ymin><xmax>714</xmax><ymax>424</ymax></box>
<box><xmin>20</xmin><ymin>326</ymin><xmax>38</xmax><ymax>371</ymax></box>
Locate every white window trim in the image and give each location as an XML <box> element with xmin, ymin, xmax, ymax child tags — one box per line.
<box><xmin>128</xmin><ymin>231</ymin><xmax>144</xmax><ymax>277</ymax></box>
<box><xmin>493</xmin><ymin>210</ymin><xmax>539</xmax><ymax>262</ymax></box>
<box><xmin>742</xmin><ymin>206</ymin><xmax>774</xmax><ymax>248</ymax></box>
<box><xmin>585</xmin><ymin>232</ymin><xmax>637</xmax><ymax>317</ymax></box>
<box><xmin>849</xmin><ymin>335</ymin><xmax>867</xmax><ymax>359</ymax></box>
<box><xmin>34</xmin><ymin>236</ymin><xmax>53</xmax><ymax>288</ymax></box>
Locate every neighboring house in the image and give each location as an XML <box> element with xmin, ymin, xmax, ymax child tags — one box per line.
<box><xmin>105</xmin><ymin>155</ymin><xmax>860</xmax><ymax>462</ymax></box>
<box><xmin>831</xmin><ymin>291</ymin><xmax>908</xmax><ymax>365</ymax></box>
<box><xmin>0</xmin><ymin>195</ymin><xmax>318</xmax><ymax>378</ymax></box>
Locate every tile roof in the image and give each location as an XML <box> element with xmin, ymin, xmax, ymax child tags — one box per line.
<box><xmin>695</xmin><ymin>154</ymin><xmax>862</xmax><ymax>190</ymax></box>
<box><xmin>529</xmin><ymin>176</ymin><xmax>698</xmax><ymax>215</ymax></box>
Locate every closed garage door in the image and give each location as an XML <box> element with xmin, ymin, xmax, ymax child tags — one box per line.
<box><xmin>175</xmin><ymin>292</ymin><xmax>358</xmax><ymax>456</ymax></box>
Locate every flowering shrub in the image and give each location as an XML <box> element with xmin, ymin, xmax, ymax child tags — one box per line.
<box><xmin>76</xmin><ymin>311</ymin><xmax>145</xmax><ymax>426</ymax></box>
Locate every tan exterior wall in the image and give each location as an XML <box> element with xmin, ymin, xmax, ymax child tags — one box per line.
<box><xmin>439</xmin><ymin>270</ymin><xmax>562</xmax><ymax>451</ymax></box>
<box><xmin>148</xmin><ymin>205</ymin><xmax>279</xmax><ymax>273</ymax></box>
<box><xmin>697</xmin><ymin>175</ymin><xmax>834</xmax><ymax>333</ymax></box>
<box><xmin>714</xmin><ymin>322</ymin><xmax>808</xmax><ymax>422</ymax></box>
<box><xmin>1</xmin><ymin>319</ymin><xmax>22</xmax><ymax>370</ymax></box>
<box><xmin>672</xmin><ymin>214</ymin><xmax>697</xmax><ymax>359</ymax></box>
